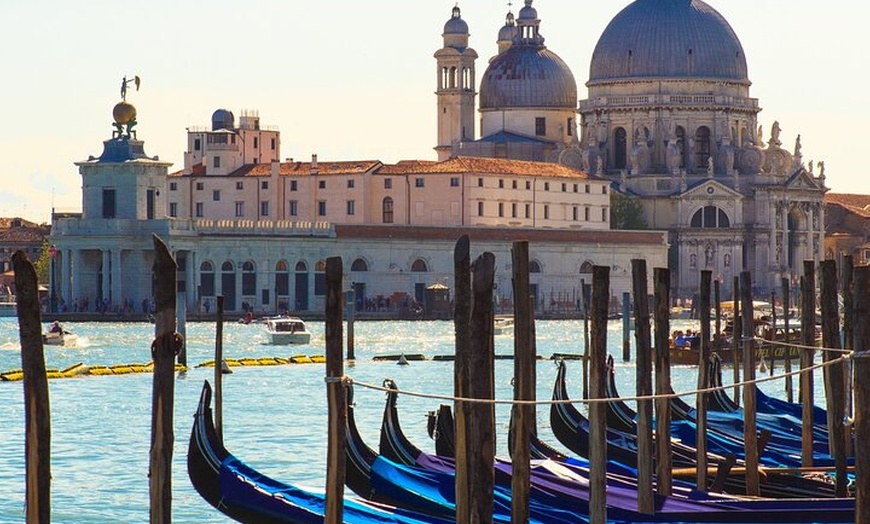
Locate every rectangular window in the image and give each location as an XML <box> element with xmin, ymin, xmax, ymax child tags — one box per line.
<box><xmin>450</xmin><ymin>177</ymin><xmax>460</xmax><ymax>187</ymax></box>
<box><xmin>511</xmin><ymin>203</ymin><xmax>517</xmax><ymax>218</ymax></box>
<box><xmin>213</xmin><ymin>190</ymin><xmax>220</xmax><ymax>201</ymax></box>
<box><xmin>213</xmin><ymin>156</ymin><xmax>220</xmax><ymax>168</ymax></box>
<box><xmin>347</xmin><ymin>179</ymin><xmax>355</xmax><ymax>189</ymax></box>
<box><xmin>271</xmin><ymin>138</ymin><xmax>276</xmax><ymax>150</ymax></box>
<box><xmin>169</xmin><ymin>182</ymin><xmax>177</xmax><ymax>191</ymax></box>
<box><xmin>347</xmin><ymin>200</ymin><xmax>355</xmax><ymax>215</ymax></box>
<box><xmin>535</xmin><ymin>117</ymin><xmax>546</xmax><ymax>136</ymax></box>
<box><xmin>478</xmin><ymin>178</ymin><xmax>484</xmax><ymax>187</ymax></box>
<box><xmin>261</xmin><ymin>201</ymin><xmax>269</xmax><ymax>217</ymax></box>
<box><xmin>290</xmin><ymin>180</ymin><xmax>298</xmax><ymax>191</ymax></box>
<box><xmin>602</xmin><ymin>185</ymin><xmax>608</xmax><ymax>194</ymax></box>
<box><xmin>585</xmin><ymin>184</ymin><xmax>591</xmax><ymax>193</ymax></box>
<box><xmin>543</xmin><ymin>205</ymin><xmax>549</xmax><ymax>220</ymax></box>
<box><xmin>289</xmin><ymin>200</ymin><xmax>298</xmax><ymax>216</ymax></box>
<box><xmin>195</xmin><ymin>202</ymin><xmax>204</xmax><ymax>217</ymax></box>
<box><xmin>562</xmin><ymin>183</ymin><xmax>567</xmax><ymax>192</ymax></box>
<box><xmin>196</xmin><ymin>182</ymin><xmax>204</xmax><ymax>191</ymax></box>
<box><xmin>478</xmin><ymin>201</ymin><xmax>484</xmax><ymax>216</ymax></box>
<box><xmin>567</xmin><ymin>118</ymin><xmax>573</xmax><ymax>136</ymax></box>
<box><xmin>261</xmin><ymin>181</ymin><xmax>268</xmax><ymax>189</ymax></box>
<box><xmin>235</xmin><ymin>201</ymin><xmax>244</xmax><ymax>217</ymax></box>
<box><xmin>525</xmin><ymin>203</ymin><xmax>530</xmax><ymax>218</ymax></box>
<box><xmin>573</xmin><ymin>207</ymin><xmax>578</xmax><ymax>221</ymax></box>
<box><xmin>242</xmin><ymin>273</ymin><xmax>256</xmax><ymax>296</ymax></box>
<box><xmin>573</xmin><ymin>184</ymin><xmax>578</xmax><ymax>193</ymax></box>
<box><xmin>253</xmin><ymin>137</ymin><xmax>258</xmax><ymax>149</ymax></box>
<box><xmin>169</xmin><ymin>203</ymin><xmax>178</xmax><ymax>217</ymax></box>
<box><xmin>317</xmin><ymin>201</ymin><xmax>327</xmax><ymax>216</ymax></box>
<box><xmin>236</xmin><ymin>181</ymin><xmax>244</xmax><ymax>190</ymax></box>
<box><xmin>318</xmin><ymin>180</ymin><xmax>326</xmax><ymax>189</ymax></box>
<box><xmin>585</xmin><ymin>207</ymin><xmax>590</xmax><ymax>221</ymax></box>
<box><xmin>602</xmin><ymin>208</ymin><xmax>608</xmax><ymax>221</ymax></box>
<box><xmin>415</xmin><ymin>178</ymin><xmax>425</xmax><ymax>188</ymax></box>
<box><xmin>499</xmin><ymin>179</ymin><xmax>504</xmax><ymax>189</ymax></box>
<box><xmin>544</xmin><ymin>182</ymin><xmax>550</xmax><ymax>191</ymax></box>
<box><xmin>314</xmin><ymin>273</ymin><xmax>326</xmax><ymax>296</ymax></box>
<box><xmin>498</xmin><ymin>203</ymin><xmax>504</xmax><ymax>217</ymax></box>
<box><xmin>102</xmin><ymin>188</ymin><xmax>116</xmax><ymax>218</ymax></box>
<box><xmin>194</xmin><ymin>138</ymin><xmax>201</xmax><ymax>151</ymax></box>
<box><xmin>384</xmin><ymin>178</ymin><xmax>392</xmax><ymax>189</ymax></box>
<box><xmin>512</xmin><ymin>180</ymin><xmax>517</xmax><ymax>189</ymax></box>
<box><xmin>525</xmin><ymin>181</ymin><xmax>531</xmax><ymax>190</ymax></box>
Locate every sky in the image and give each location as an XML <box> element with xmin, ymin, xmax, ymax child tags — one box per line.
<box><xmin>1</xmin><ymin>1</ymin><xmax>867</xmax><ymax>224</ymax></box>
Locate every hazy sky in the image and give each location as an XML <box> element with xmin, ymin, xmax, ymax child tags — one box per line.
<box><xmin>1</xmin><ymin>1</ymin><xmax>866</xmax><ymax>223</ymax></box>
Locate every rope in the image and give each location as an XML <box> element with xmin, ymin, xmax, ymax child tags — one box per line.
<box><xmin>755</xmin><ymin>336</ymin><xmax>852</xmax><ymax>354</ymax></box>
<box><xmin>344</xmin><ymin>350</ymin><xmax>855</xmax><ymax>407</ymax></box>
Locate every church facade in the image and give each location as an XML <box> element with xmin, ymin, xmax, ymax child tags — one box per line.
<box><xmin>49</xmin><ymin>0</ymin><xmax>823</xmax><ymax>314</ymax></box>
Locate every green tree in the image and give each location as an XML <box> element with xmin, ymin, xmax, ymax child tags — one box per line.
<box><xmin>610</xmin><ymin>191</ymin><xmax>647</xmax><ymax>230</ymax></box>
<box><xmin>33</xmin><ymin>239</ymin><xmax>50</xmax><ymax>285</ymax></box>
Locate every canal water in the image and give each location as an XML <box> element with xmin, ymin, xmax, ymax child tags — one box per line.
<box><xmin>0</xmin><ymin>317</ymin><xmax>821</xmax><ymax>522</ymax></box>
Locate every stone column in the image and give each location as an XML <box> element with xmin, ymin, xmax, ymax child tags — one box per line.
<box><xmin>111</xmin><ymin>249</ymin><xmax>122</xmax><ymax>309</ymax></box>
<box><xmin>61</xmin><ymin>249</ymin><xmax>72</xmax><ymax>307</ymax></box>
<box><xmin>71</xmin><ymin>249</ymin><xmax>81</xmax><ymax>308</ymax></box>
<box><xmin>101</xmin><ymin>250</ymin><xmax>111</xmax><ymax>306</ymax></box>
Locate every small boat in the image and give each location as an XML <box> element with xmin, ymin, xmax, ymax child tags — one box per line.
<box><xmin>43</xmin><ymin>322</ymin><xmax>78</xmax><ymax>346</ymax></box>
<box><xmin>0</xmin><ymin>298</ymin><xmax>16</xmax><ymax>317</ymax></box>
<box><xmin>493</xmin><ymin>315</ymin><xmax>514</xmax><ymax>335</ymax></box>
<box><xmin>262</xmin><ymin>316</ymin><xmax>311</xmax><ymax>345</ymax></box>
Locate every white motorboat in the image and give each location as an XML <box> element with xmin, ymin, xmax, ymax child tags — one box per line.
<box><xmin>0</xmin><ymin>300</ymin><xmax>16</xmax><ymax>317</ymax></box>
<box><xmin>263</xmin><ymin>317</ymin><xmax>311</xmax><ymax>345</ymax></box>
<box><xmin>43</xmin><ymin>331</ymin><xmax>78</xmax><ymax>346</ymax></box>
<box><xmin>493</xmin><ymin>315</ymin><xmax>515</xmax><ymax>335</ymax></box>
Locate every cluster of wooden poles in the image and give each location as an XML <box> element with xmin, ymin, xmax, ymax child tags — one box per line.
<box><xmin>323</xmin><ymin>236</ymin><xmax>870</xmax><ymax>524</ymax></box>
<box><xmin>10</xmin><ymin>233</ymin><xmax>870</xmax><ymax>524</ymax></box>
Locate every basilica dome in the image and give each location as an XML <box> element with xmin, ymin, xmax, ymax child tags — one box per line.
<box><xmin>588</xmin><ymin>0</ymin><xmax>749</xmax><ymax>85</ymax></box>
<box><xmin>480</xmin><ymin>1</ymin><xmax>576</xmax><ymax>110</ymax></box>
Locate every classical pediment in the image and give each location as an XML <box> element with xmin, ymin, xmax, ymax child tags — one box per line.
<box><xmin>785</xmin><ymin>169</ymin><xmax>822</xmax><ymax>191</ymax></box>
<box><xmin>676</xmin><ymin>179</ymin><xmax>742</xmax><ymax>201</ymax></box>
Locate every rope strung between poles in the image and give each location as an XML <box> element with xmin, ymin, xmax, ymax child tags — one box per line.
<box><xmin>754</xmin><ymin>335</ymin><xmax>852</xmax><ymax>354</ymax></box>
<box><xmin>340</xmin><ymin>350</ymin><xmax>856</xmax><ymax>407</ymax></box>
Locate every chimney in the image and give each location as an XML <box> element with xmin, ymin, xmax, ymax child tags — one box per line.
<box><xmin>311</xmin><ymin>153</ymin><xmax>319</xmax><ymax>175</ymax></box>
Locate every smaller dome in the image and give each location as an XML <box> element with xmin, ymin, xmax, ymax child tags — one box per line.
<box><xmin>518</xmin><ymin>0</ymin><xmax>538</xmax><ymax>22</ymax></box>
<box><xmin>212</xmin><ymin>109</ymin><xmax>235</xmax><ymax>131</ymax></box>
<box><xmin>443</xmin><ymin>6</ymin><xmax>468</xmax><ymax>35</ymax></box>
<box><xmin>498</xmin><ymin>12</ymin><xmax>517</xmax><ymax>42</ymax></box>
<box><xmin>112</xmin><ymin>101</ymin><xmax>136</xmax><ymax>125</ymax></box>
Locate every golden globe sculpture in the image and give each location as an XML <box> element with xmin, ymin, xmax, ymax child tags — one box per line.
<box><xmin>113</xmin><ymin>101</ymin><xmax>137</xmax><ymax>125</ymax></box>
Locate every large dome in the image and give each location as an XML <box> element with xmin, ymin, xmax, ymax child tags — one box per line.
<box><xmin>589</xmin><ymin>0</ymin><xmax>748</xmax><ymax>84</ymax></box>
<box><xmin>480</xmin><ymin>47</ymin><xmax>577</xmax><ymax>110</ymax></box>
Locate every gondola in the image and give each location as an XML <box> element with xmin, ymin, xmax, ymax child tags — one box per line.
<box><xmin>550</xmin><ymin>360</ymin><xmax>841</xmax><ymax>498</ymax></box>
<box><xmin>348</xmin><ymin>378</ymin><xmax>855</xmax><ymax>523</ymax></box>
<box><xmin>425</xmin><ymin>404</ymin><xmax>455</xmax><ymax>458</ymax></box>
<box><xmin>187</xmin><ymin>380</ymin><xmax>455</xmax><ymax>524</ymax></box>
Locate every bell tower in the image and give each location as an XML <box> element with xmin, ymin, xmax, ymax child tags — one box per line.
<box><xmin>434</xmin><ymin>6</ymin><xmax>478</xmax><ymax>161</ymax></box>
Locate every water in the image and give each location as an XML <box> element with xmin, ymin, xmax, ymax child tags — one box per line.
<box><xmin>0</xmin><ymin>317</ymin><xmax>820</xmax><ymax>522</ymax></box>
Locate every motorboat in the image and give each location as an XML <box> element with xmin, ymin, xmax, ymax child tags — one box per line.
<box><xmin>262</xmin><ymin>316</ymin><xmax>311</xmax><ymax>345</ymax></box>
<box><xmin>43</xmin><ymin>323</ymin><xmax>78</xmax><ymax>346</ymax></box>
<box><xmin>493</xmin><ymin>315</ymin><xmax>514</xmax><ymax>335</ymax></box>
<box><xmin>0</xmin><ymin>299</ymin><xmax>16</xmax><ymax>317</ymax></box>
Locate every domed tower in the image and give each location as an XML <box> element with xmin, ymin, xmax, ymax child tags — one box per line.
<box><xmin>496</xmin><ymin>10</ymin><xmax>517</xmax><ymax>56</ymax></box>
<box><xmin>478</xmin><ymin>0</ymin><xmax>578</xmax><ymax>150</ymax></box>
<box><xmin>580</xmin><ymin>0</ymin><xmax>756</xmax><ymax>178</ymax></box>
<box><xmin>434</xmin><ymin>6</ymin><xmax>478</xmax><ymax>161</ymax></box>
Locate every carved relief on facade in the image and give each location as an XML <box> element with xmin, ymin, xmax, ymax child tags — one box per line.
<box><xmin>737</xmin><ymin>145</ymin><xmax>763</xmax><ymax>175</ymax></box>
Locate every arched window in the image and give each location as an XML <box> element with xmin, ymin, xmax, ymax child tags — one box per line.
<box><xmin>694</xmin><ymin>126</ymin><xmax>711</xmax><ymax>171</ymax></box>
<box><xmin>529</xmin><ymin>260</ymin><xmax>542</xmax><ymax>273</ymax></box>
<box><xmin>690</xmin><ymin>206</ymin><xmax>730</xmax><ymax>228</ymax></box>
<box><xmin>579</xmin><ymin>261</ymin><xmax>594</xmax><ymax>274</ymax></box>
<box><xmin>351</xmin><ymin>258</ymin><xmax>368</xmax><ymax>272</ymax></box>
<box><xmin>295</xmin><ymin>261</ymin><xmax>308</xmax><ymax>272</ymax></box>
<box><xmin>200</xmin><ymin>261</ymin><xmax>215</xmax><ymax>297</ymax></box>
<box><xmin>383</xmin><ymin>197</ymin><xmax>394</xmax><ymax>224</ymax></box>
<box><xmin>411</xmin><ymin>259</ymin><xmax>428</xmax><ymax>272</ymax></box>
<box><xmin>614</xmin><ymin>127</ymin><xmax>627</xmax><ymax>170</ymax></box>
<box><xmin>314</xmin><ymin>260</ymin><xmax>326</xmax><ymax>296</ymax></box>
<box><xmin>275</xmin><ymin>260</ymin><xmax>289</xmax><ymax>298</ymax></box>
<box><xmin>221</xmin><ymin>261</ymin><xmax>234</xmax><ymax>272</ymax></box>
<box><xmin>241</xmin><ymin>260</ymin><xmax>256</xmax><ymax>296</ymax></box>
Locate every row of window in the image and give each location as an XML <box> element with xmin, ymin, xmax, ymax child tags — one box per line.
<box><xmin>193</xmin><ymin>136</ymin><xmax>277</xmax><ymax>150</ymax></box>
<box><xmin>479</xmin><ymin>202</ymin><xmax>608</xmax><ymax>221</ymax></box>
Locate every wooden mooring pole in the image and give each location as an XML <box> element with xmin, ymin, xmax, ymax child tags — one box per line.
<box><xmin>510</xmin><ymin>241</ymin><xmax>533</xmax><ymax>524</ymax></box>
<box><xmin>739</xmin><ymin>271</ymin><xmax>759</xmax><ymax>496</ymax></box>
<box><xmin>622</xmin><ymin>291</ymin><xmax>631</xmax><ymax>362</ymax></box>
<box><xmin>631</xmin><ymin>259</ymin><xmax>653</xmax><ymax>514</ymax></box>
<box><xmin>653</xmin><ymin>267</ymin><xmax>673</xmax><ymax>496</ymax></box>
<box><xmin>346</xmin><ymin>288</ymin><xmax>355</xmax><ymax>360</ymax></box>
<box><xmin>581</xmin><ymin>278</ymin><xmax>590</xmax><ymax>400</ymax></box>
<box><xmin>819</xmin><ymin>260</ymin><xmax>848</xmax><ymax>496</ymax></box>
<box><xmin>732</xmin><ymin>276</ymin><xmax>741</xmax><ymax>407</ymax></box>
<box><xmin>324</xmin><ymin>256</ymin><xmax>346</xmax><ymax>524</ymax></box>
<box><xmin>214</xmin><ymin>295</ymin><xmax>225</xmax><ymax>442</ymax></box>
<box><xmin>453</xmin><ymin>236</ymin><xmax>472</xmax><ymax>523</ymax></box>
<box><xmin>853</xmin><ymin>265</ymin><xmax>870</xmax><ymax>524</ymax></box>
<box><xmin>149</xmin><ymin>234</ymin><xmax>178</xmax><ymax>524</ymax></box>
<box><xmin>781</xmin><ymin>277</ymin><xmax>794</xmax><ymax>403</ymax></box>
<box><xmin>696</xmin><ymin>270</ymin><xmax>712</xmax><ymax>490</ymax></box>
<box><xmin>13</xmin><ymin>251</ymin><xmax>51</xmax><ymax>523</ymax></box>
<box><xmin>800</xmin><ymin>261</ymin><xmax>816</xmax><ymax>467</ymax></box>
<box><xmin>589</xmin><ymin>265</ymin><xmax>610</xmax><ymax>524</ymax></box>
